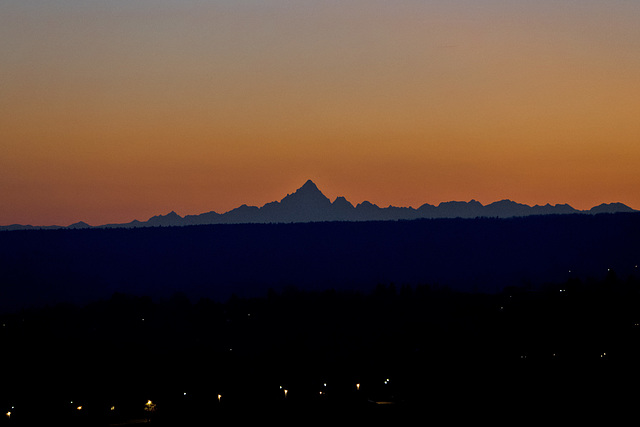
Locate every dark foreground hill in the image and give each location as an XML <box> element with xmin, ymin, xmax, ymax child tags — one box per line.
<box><xmin>2</xmin><ymin>275</ymin><xmax>640</xmax><ymax>425</ymax></box>
<box><xmin>1</xmin><ymin>212</ymin><xmax>639</xmax><ymax>313</ymax></box>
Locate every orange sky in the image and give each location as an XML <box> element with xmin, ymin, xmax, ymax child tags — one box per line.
<box><xmin>2</xmin><ymin>1</ymin><xmax>640</xmax><ymax>226</ymax></box>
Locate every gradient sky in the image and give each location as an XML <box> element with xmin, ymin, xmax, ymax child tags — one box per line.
<box><xmin>2</xmin><ymin>0</ymin><xmax>640</xmax><ymax>226</ymax></box>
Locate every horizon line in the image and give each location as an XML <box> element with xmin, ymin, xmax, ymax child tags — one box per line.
<box><xmin>1</xmin><ymin>180</ymin><xmax>637</xmax><ymax>228</ymax></box>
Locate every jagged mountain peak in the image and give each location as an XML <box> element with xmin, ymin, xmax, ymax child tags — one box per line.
<box><xmin>332</xmin><ymin>196</ymin><xmax>354</xmax><ymax>209</ymax></box>
<box><xmin>301</xmin><ymin>179</ymin><xmax>319</xmax><ymax>191</ymax></box>
<box><xmin>356</xmin><ymin>200</ymin><xmax>380</xmax><ymax>209</ymax></box>
<box><xmin>292</xmin><ymin>179</ymin><xmax>324</xmax><ymax>197</ymax></box>
<box><xmin>280</xmin><ymin>180</ymin><xmax>331</xmax><ymax>206</ymax></box>
<box><xmin>145</xmin><ymin>211</ymin><xmax>184</xmax><ymax>226</ymax></box>
<box><xmin>155</xmin><ymin>211</ymin><xmax>181</xmax><ymax>219</ymax></box>
<box><xmin>590</xmin><ymin>202</ymin><xmax>636</xmax><ymax>214</ymax></box>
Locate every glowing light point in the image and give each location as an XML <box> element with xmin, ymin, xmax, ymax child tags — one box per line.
<box><xmin>356</xmin><ymin>383</ymin><xmax>360</xmax><ymax>391</ymax></box>
<box><xmin>77</xmin><ymin>406</ymin><xmax>82</xmax><ymax>411</ymax></box>
<box><xmin>144</xmin><ymin>400</ymin><xmax>156</xmax><ymax>413</ymax></box>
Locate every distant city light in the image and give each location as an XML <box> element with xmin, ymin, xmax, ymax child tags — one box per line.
<box><xmin>218</xmin><ymin>394</ymin><xmax>222</xmax><ymax>402</ymax></box>
<box><xmin>77</xmin><ymin>406</ymin><xmax>82</xmax><ymax>411</ymax></box>
<box><xmin>356</xmin><ymin>383</ymin><xmax>360</xmax><ymax>391</ymax></box>
<box><xmin>6</xmin><ymin>412</ymin><xmax>10</xmax><ymax>419</ymax></box>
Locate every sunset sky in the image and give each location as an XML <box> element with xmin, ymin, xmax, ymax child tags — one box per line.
<box><xmin>2</xmin><ymin>0</ymin><xmax>640</xmax><ymax>226</ymax></box>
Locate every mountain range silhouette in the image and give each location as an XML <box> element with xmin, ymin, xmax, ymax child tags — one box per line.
<box><xmin>0</xmin><ymin>180</ymin><xmax>636</xmax><ymax>230</ymax></box>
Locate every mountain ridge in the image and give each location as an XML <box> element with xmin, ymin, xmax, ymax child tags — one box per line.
<box><xmin>1</xmin><ymin>180</ymin><xmax>637</xmax><ymax>230</ymax></box>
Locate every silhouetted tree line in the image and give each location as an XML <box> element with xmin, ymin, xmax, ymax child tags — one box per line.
<box><xmin>2</xmin><ymin>212</ymin><xmax>640</xmax><ymax>315</ymax></box>
<box><xmin>2</xmin><ymin>271</ymin><xmax>640</xmax><ymax>424</ymax></box>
